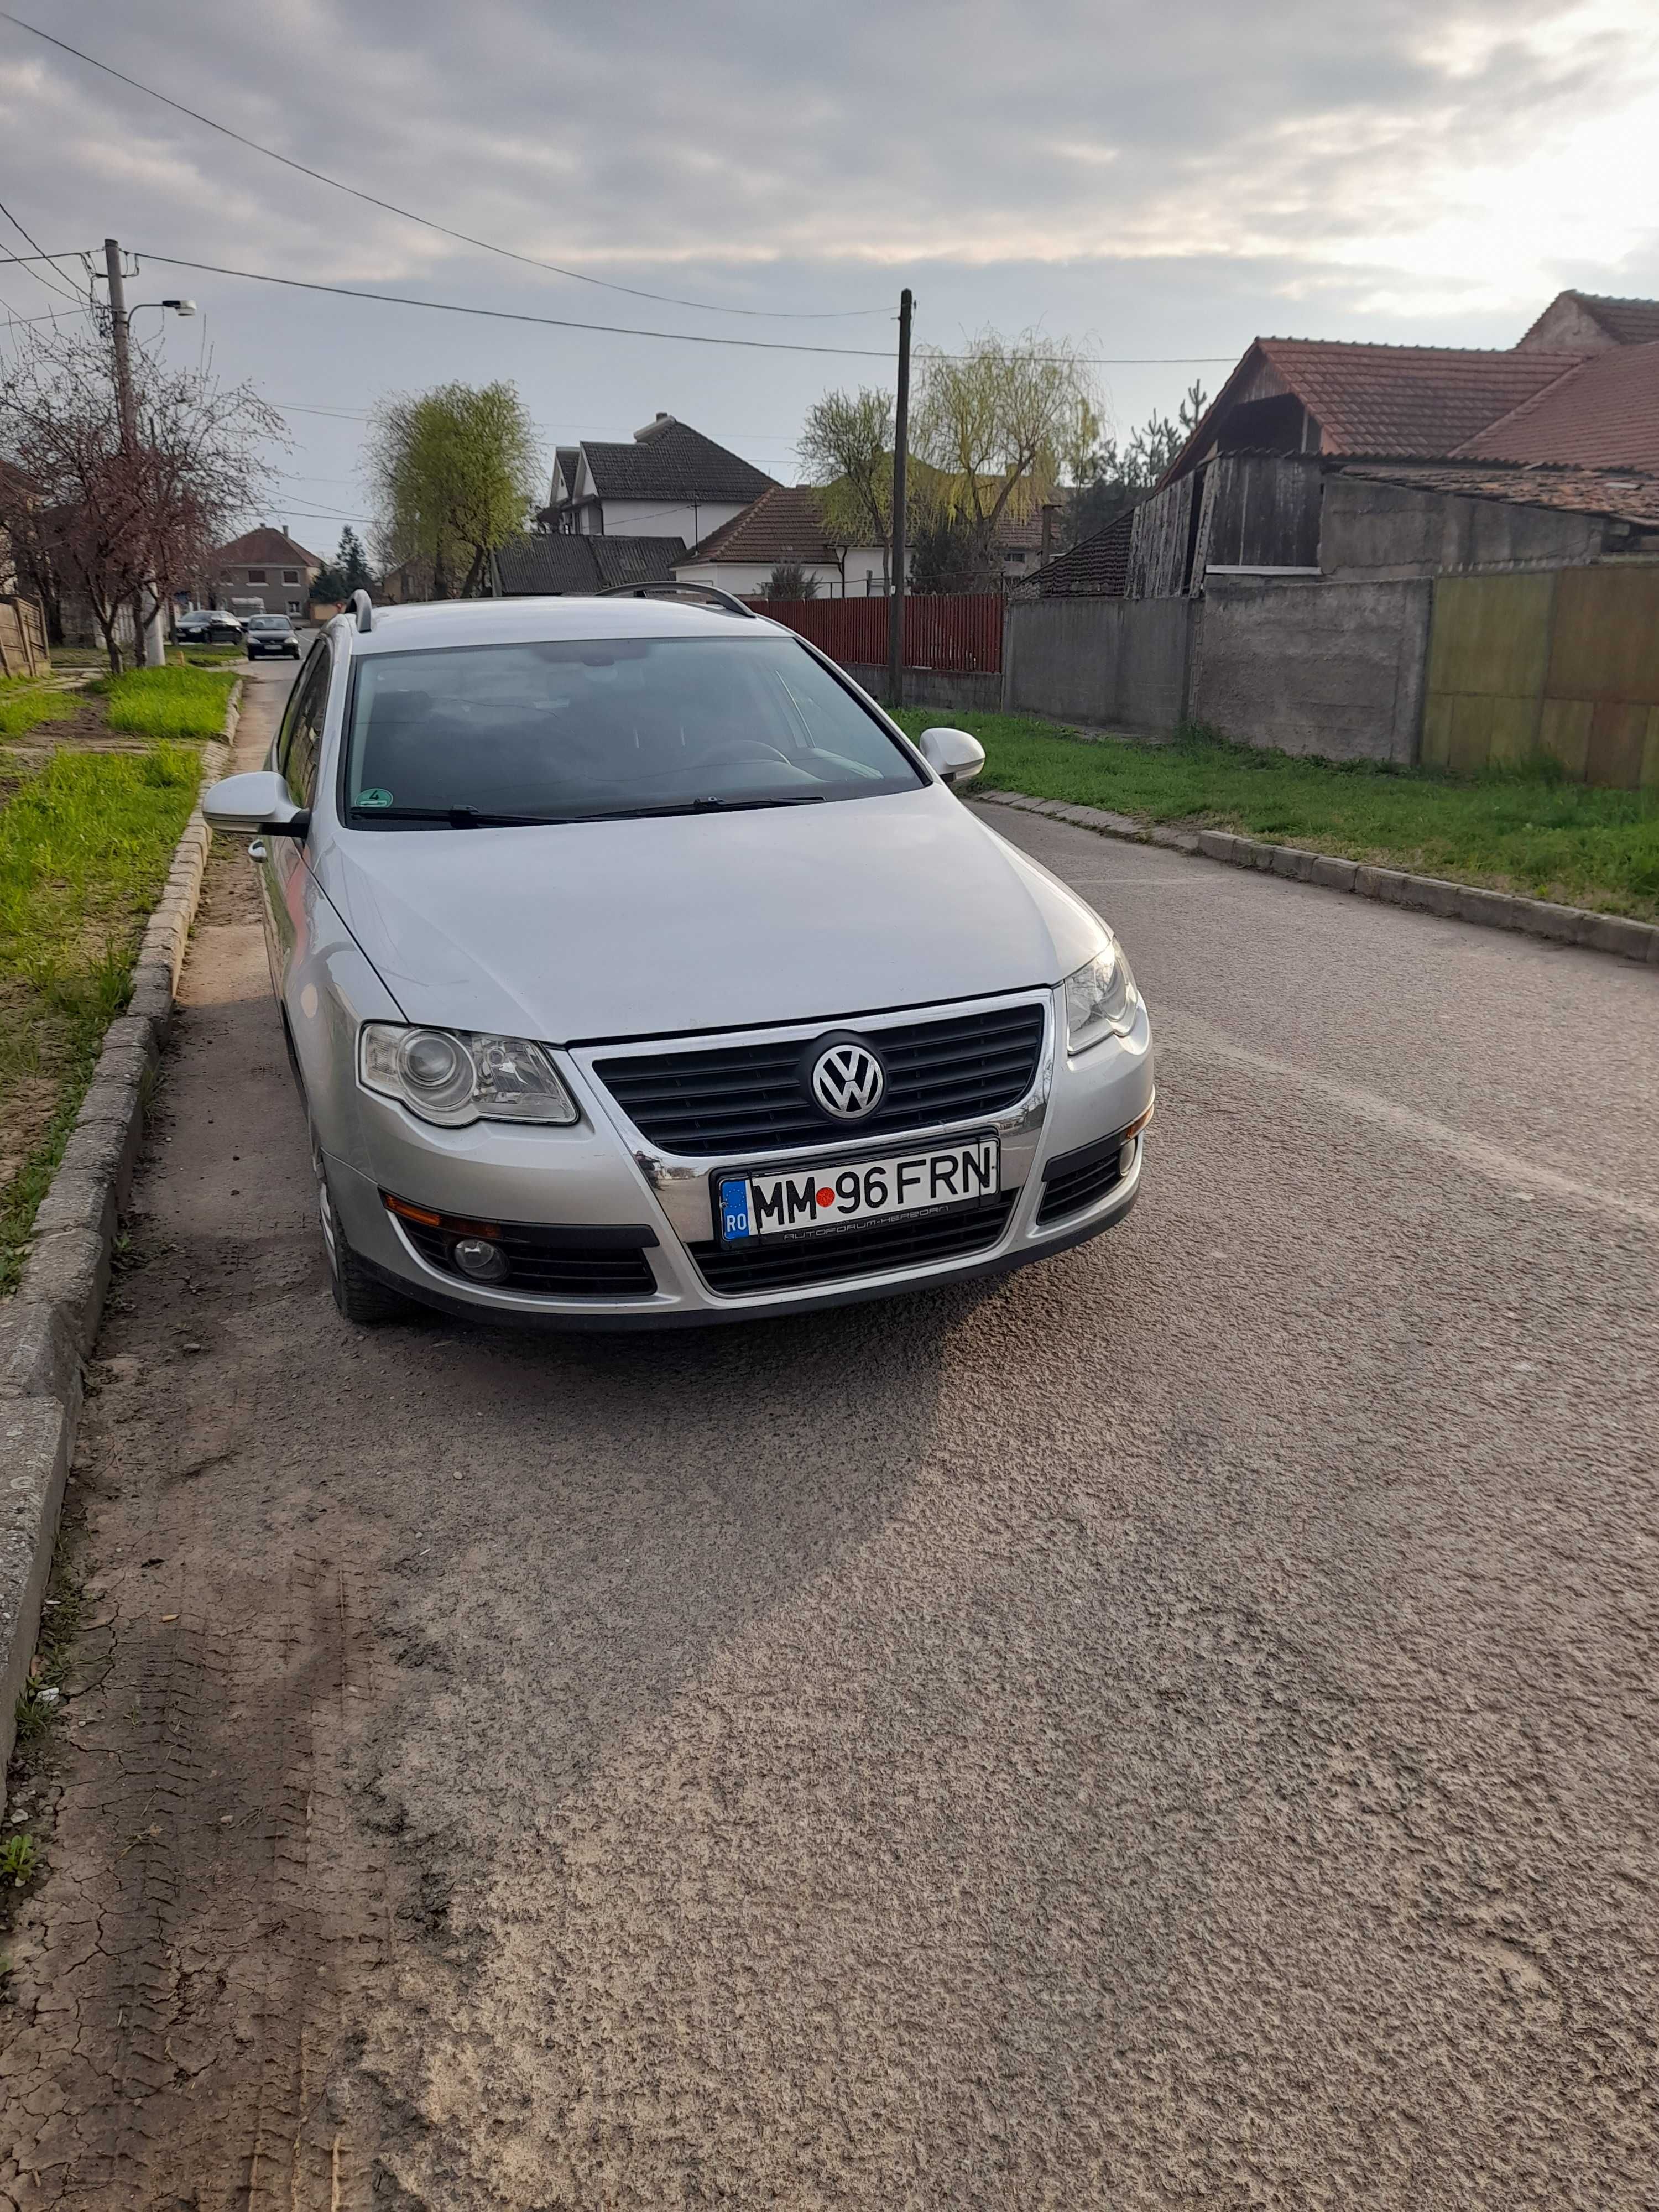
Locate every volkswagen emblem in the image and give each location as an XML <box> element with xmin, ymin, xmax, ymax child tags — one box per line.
<box><xmin>809</xmin><ymin>1039</ymin><xmax>886</xmax><ymax>1121</ymax></box>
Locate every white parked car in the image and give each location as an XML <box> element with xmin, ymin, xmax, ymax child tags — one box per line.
<box><xmin>202</xmin><ymin>588</ymin><xmax>1153</xmax><ymax>1327</ymax></box>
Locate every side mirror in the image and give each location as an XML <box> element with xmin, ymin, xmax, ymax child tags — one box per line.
<box><xmin>916</xmin><ymin>726</ymin><xmax>986</xmax><ymax>789</ymax></box>
<box><xmin>203</xmin><ymin>770</ymin><xmax>307</xmax><ymax>838</ymax></box>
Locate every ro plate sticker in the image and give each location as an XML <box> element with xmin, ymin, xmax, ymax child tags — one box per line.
<box><xmin>718</xmin><ymin>1178</ymin><xmax>754</xmax><ymax>1241</ymax></box>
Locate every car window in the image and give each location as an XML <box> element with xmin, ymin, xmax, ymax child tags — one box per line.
<box><xmin>278</xmin><ymin>644</ymin><xmax>330</xmax><ymax>803</ymax></box>
<box><xmin>341</xmin><ymin>634</ymin><xmax>925</xmax><ymax>827</ymax></box>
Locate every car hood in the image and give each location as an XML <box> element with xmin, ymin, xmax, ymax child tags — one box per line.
<box><xmin>317</xmin><ymin>787</ymin><xmax>1107</xmax><ymax>1042</ymax></box>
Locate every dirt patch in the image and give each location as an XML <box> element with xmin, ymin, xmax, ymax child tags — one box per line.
<box><xmin>0</xmin><ymin>665</ymin><xmax>409</xmax><ymax>2206</ymax></box>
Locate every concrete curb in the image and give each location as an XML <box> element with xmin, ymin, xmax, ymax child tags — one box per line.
<box><xmin>977</xmin><ymin>790</ymin><xmax>1659</xmax><ymax>967</ymax></box>
<box><xmin>0</xmin><ymin>680</ymin><xmax>240</xmax><ymax>1793</ymax></box>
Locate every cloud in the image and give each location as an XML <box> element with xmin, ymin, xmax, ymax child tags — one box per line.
<box><xmin>4</xmin><ymin>0</ymin><xmax>1657</xmax><ymax>312</ymax></box>
<box><xmin>2</xmin><ymin>1</ymin><xmax>1654</xmax><ymax>529</ymax></box>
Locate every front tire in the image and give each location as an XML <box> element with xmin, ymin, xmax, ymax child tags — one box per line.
<box><xmin>315</xmin><ymin>1142</ymin><xmax>408</xmax><ymax>1325</ymax></box>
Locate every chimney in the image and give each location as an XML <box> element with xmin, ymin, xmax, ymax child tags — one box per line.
<box><xmin>634</xmin><ymin>411</ymin><xmax>676</xmax><ymax>442</ymax></box>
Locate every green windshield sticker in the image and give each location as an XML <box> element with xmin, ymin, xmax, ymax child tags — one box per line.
<box><xmin>356</xmin><ymin>788</ymin><xmax>394</xmax><ymax>808</ymax></box>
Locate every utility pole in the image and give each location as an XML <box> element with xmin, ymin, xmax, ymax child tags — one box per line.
<box><xmin>103</xmin><ymin>238</ymin><xmax>168</xmax><ymax>665</ymax></box>
<box><xmin>104</xmin><ymin>238</ymin><xmax>137</xmax><ymax>452</ymax></box>
<box><xmin>886</xmin><ymin>285</ymin><xmax>912</xmax><ymax>712</ymax></box>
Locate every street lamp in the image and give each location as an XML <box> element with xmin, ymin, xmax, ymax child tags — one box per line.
<box><xmin>125</xmin><ymin>298</ymin><xmax>198</xmax><ymax>335</ymax></box>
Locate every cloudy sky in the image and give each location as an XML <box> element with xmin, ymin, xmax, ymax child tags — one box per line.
<box><xmin>3</xmin><ymin>0</ymin><xmax>1657</xmax><ymax>558</ymax></box>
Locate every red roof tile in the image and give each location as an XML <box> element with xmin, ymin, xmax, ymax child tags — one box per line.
<box><xmin>688</xmin><ymin>486</ymin><xmax>839</xmax><ymax>565</ymax></box>
<box><xmin>213</xmin><ymin>526</ymin><xmax>323</xmax><ymax>567</ymax></box>
<box><xmin>1254</xmin><ymin>340</ymin><xmax>1587</xmax><ymax>459</ymax></box>
<box><xmin>1339</xmin><ymin>461</ymin><xmax>1659</xmax><ymax>526</ymax></box>
<box><xmin>1454</xmin><ymin>341</ymin><xmax>1659</xmax><ymax>472</ymax></box>
<box><xmin>1518</xmin><ymin>291</ymin><xmax>1659</xmax><ymax>349</ymax></box>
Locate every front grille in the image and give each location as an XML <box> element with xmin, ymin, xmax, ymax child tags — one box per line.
<box><xmin>399</xmin><ymin>1217</ymin><xmax>657</xmax><ymax>1298</ymax></box>
<box><xmin>594</xmin><ymin>1002</ymin><xmax>1045</xmax><ymax>1158</ymax></box>
<box><xmin>689</xmin><ymin>1193</ymin><xmax>1015</xmax><ymax>1296</ymax></box>
<box><xmin>1036</xmin><ymin>1128</ymin><xmax>1131</xmax><ymax>1225</ymax></box>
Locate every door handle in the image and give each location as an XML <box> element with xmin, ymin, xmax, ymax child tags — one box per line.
<box><xmin>248</xmin><ymin>839</ymin><xmax>267</xmax><ymax>861</ymax></box>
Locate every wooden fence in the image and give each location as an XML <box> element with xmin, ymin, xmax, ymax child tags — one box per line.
<box><xmin>0</xmin><ymin>594</ymin><xmax>48</xmax><ymax>679</ymax></box>
<box><xmin>1423</xmin><ymin>566</ymin><xmax>1659</xmax><ymax>787</ymax></box>
<box><xmin>751</xmin><ymin>593</ymin><xmax>1004</xmax><ymax>675</ymax></box>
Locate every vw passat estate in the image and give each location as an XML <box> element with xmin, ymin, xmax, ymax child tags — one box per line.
<box><xmin>204</xmin><ymin>588</ymin><xmax>1154</xmax><ymax>1327</ymax></box>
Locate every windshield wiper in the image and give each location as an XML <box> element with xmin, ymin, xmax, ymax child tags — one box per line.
<box><xmin>351</xmin><ymin>804</ymin><xmax>574</xmax><ymax>827</ymax></box>
<box><xmin>572</xmin><ymin>794</ymin><xmax>827</xmax><ymax>824</ymax></box>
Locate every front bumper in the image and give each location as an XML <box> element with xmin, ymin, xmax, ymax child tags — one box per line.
<box><xmin>324</xmin><ymin>987</ymin><xmax>1154</xmax><ymax>1328</ymax></box>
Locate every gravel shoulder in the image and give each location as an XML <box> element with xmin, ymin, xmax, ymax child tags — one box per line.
<box><xmin>2</xmin><ymin>733</ymin><xmax>1655</xmax><ymax>2208</ymax></box>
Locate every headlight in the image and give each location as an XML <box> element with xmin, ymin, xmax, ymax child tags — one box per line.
<box><xmin>359</xmin><ymin>1024</ymin><xmax>578</xmax><ymax>1127</ymax></box>
<box><xmin>1063</xmin><ymin>938</ymin><xmax>1138</xmax><ymax>1053</ymax></box>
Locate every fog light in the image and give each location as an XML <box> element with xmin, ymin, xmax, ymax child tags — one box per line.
<box><xmin>451</xmin><ymin>1236</ymin><xmax>509</xmax><ymax>1283</ymax></box>
<box><xmin>1118</xmin><ymin>1135</ymin><xmax>1139</xmax><ymax>1178</ymax></box>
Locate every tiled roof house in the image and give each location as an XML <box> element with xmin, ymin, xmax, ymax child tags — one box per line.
<box><xmin>488</xmin><ymin>533</ymin><xmax>687</xmax><ymax>597</ymax></box>
<box><xmin>547</xmin><ymin>414</ymin><xmax>775</xmax><ymax>547</ymax></box>
<box><xmin>211</xmin><ymin>526</ymin><xmax>323</xmax><ymax>618</ymax></box>
<box><xmin>1023</xmin><ymin>286</ymin><xmax>1659</xmax><ymax>599</ymax></box>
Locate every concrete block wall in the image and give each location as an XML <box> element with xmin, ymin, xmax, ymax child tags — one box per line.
<box><xmin>844</xmin><ymin>663</ymin><xmax>1003</xmax><ymax>717</ymax></box>
<box><xmin>1003</xmin><ymin>598</ymin><xmax>1192</xmax><ymax>732</ymax></box>
<box><xmin>1190</xmin><ymin>576</ymin><xmax>1432</xmax><ymax>764</ymax></box>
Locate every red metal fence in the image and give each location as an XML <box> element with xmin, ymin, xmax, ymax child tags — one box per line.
<box><xmin>750</xmin><ymin>593</ymin><xmax>1004</xmax><ymax>675</ymax></box>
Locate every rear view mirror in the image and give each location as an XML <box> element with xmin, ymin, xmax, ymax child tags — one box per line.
<box><xmin>203</xmin><ymin>770</ymin><xmax>304</xmax><ymax>836</ymax></box>
<box><xmin>916</xmin><ymin>726</ymin><xmax>986</xmax><ymax>788</ymax></box>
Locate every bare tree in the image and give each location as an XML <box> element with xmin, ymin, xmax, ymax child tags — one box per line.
<box><xmin>0</xmin><ymin>322</ymin><xmax>281</xmax><ymax>671</ymax></box>
<box><xmin>910</xmin><ymin>332</ymin><xmax>1100</xmax><ymax>585</ymax></box>
<box><xmin>797</xmin><ymin>388</ymin><xmax>894</xmax><ymax>585</ymax></box>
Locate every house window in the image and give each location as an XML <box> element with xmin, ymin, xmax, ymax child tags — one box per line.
<box><xmin>246</xmin><ymin>568</ymin><xmax>267</xmax><ymax>583</ymax></box>
<box><xmin>282</xmin><ymin>569</ymin><xmax>299</xmax><ymax>584</ymax></box>
<box><xmin>286</xmin><ymin>600</ymin><xmax>301</xmax><ymax>614</ymax></box>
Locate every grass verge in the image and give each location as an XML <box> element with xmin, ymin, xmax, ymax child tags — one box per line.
<box><xmin>0</xmin><ymin>743</ymin><xmax>201</xmax><ymax>1292</ymax></box>
<box><xmin>0</xmin><ymin>680</ymin><xmax>81</xmax><ymax>742</ymax></box>
<box><xmin>893</xmin><ymin>710</ymin><xmax>1659</xmax><ymax>922</ymax></box>
<box><xmin>105</xmin><ymin>662</ymin><xmax>238</xmax><ymax>741</ymax></box>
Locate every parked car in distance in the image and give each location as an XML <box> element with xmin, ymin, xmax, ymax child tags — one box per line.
<box><xmin>202</xmin><ymin>588</ymin><xmax>1154</xmax><ymax>1331</ymax></box>
<box><xmin>244</xmin><ymin>614</ymin><xmax>302</xmax><ymax>660</ymax></box>
<box><xmin>177</xmin><ymin>608</ymin><xmax>243</xmax><ymax>644</ymax></box>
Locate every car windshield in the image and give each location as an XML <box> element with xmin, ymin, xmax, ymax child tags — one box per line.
<box><xmin>249</xmin><ymin>616</ymin><xmax>289</xmax><ymax>630</ymax></box>
<box><xmin>342</xmin><ymin>634</ymin><xmax>927</xmax><ymax>826</ymax></box>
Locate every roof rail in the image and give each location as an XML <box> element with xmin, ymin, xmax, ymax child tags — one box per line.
<box><xmin>597</xmin><ymin>580</ymin><xmax>757</xmax><ymax>619</ymax></box>
<box><xmin>348</xmin><ymin>588</ymin><xmax>373</xmax><ymax>633</ymax></box>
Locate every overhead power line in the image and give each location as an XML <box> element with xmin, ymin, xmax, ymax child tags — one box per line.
<box><xmin>0</xmin><ymin>302</ymin><xmax>95</xmax><ymax>327</ymax></box>
<box><xmin>0</xmin><ymin>196</ymin><xmax>84</xmax><ymax>304</ymax></box>
<box><xmin>134</xmin><ymin>252</ymin><xmax>1237</xmax><ymax>366</ymax></box>
<box><xmin>0</xmin><ymin>9</ymin><xmax>888</xmax><ymax>322</ymax></box>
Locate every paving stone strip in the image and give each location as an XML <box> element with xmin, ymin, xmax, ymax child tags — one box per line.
<box><xmin>977</xmin><ymin>789</ymin><xmax>1659</xmax><ymax>966</ymax></box>
<box><xmin>0</xmin><ymin>685</ymin><xmax>239</xmax><ymax>1792</ymax></box>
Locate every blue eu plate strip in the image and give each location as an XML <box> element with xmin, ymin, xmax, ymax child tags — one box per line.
<box><xmin>718</xmin><ymin>1178</ymin><xmax>754</xmax><ymax>1241</ymax></box>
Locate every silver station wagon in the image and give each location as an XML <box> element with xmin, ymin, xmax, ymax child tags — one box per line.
<box><xmin>204</xmin><ymin>588</ymin><xmax>1154</xmax><ymax>1327</ymax></box>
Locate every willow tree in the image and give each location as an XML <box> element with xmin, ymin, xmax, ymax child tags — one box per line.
<box><xmin>910</xmin><ymin>332</ymin><xmax>1100</xmax><ymax>584</ymax></box>
<box><xmin>368</xmin><ymin>381</ymin><xmax>539</xmax><ymax>598</ymax></box>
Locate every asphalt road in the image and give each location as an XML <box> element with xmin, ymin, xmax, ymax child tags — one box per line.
<box><xmin>3</xmin><ymin>658</ymin><xmax>1656</xmax><ymax>2209</ymax></box>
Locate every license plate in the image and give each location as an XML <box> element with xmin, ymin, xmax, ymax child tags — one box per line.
<box><xmin>715</xmin><ymin>1136</ymin><xmax>999</xmax><ymax>1244</ymax></box>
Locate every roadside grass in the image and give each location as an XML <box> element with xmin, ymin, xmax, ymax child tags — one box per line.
<box><xmin>0</xmin><ymin>742</ymin><xmax>201</xmax><ymax>1292</ymax></box>
<box><xmin>895</xmin><ymin>709</ymin><xmax>1659</xmax><ymax>922</ymax></box>
<box><xmin>0</xmin><ymin>679</ymin><xmax>80</xmax><ymax>741</ymax></box>
<box><xmin>104</xmin><ymin>663</ymin><xmax>238</xmax><ymax>740</ymax></box>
